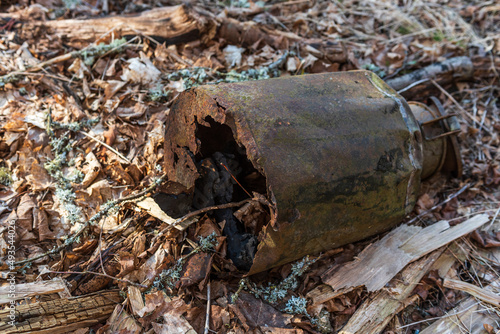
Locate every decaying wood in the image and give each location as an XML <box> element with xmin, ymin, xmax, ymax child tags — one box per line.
<box><xmin>18</xmin><ymin>5</ymin><xmax>211</xmax><ymax>46</ymax></box>
<box><xmin>443</xmin><ymin>278</ymin><xmax>500</xmax><ymax>307</ymax></box>
<box><xmin>339</xmin><ymin>250</ymin><xmax>443</xmax><ymax>334</ymax></box>
<box><xmin>0</xmin><ymin>290</ymin><xmax>122</xmax><ymax>333</ymax></box>
<box><xmin>420</xmin><ymin>278</ymin><xmax>500</xmax><ymax>334</ymax></box>
<box><xmin>0</xmin><ymin>278</ymin><xmax>70</xmax><ymax>304</ymax></box>
<box><xmin>307</xmin><ymin>214</ymin><xmax>489</xmax><ymax>306</ymax></box>
<box><xmin>385</xmin><ymin>56</ymin><xmax>473</xmax><ymax>95</ymax></box>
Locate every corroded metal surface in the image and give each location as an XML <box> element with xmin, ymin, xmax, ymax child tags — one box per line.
<box><xmin>165</xmin><ymin>71</ymin><xmax>426</xmax><ymax>274</ymax></box>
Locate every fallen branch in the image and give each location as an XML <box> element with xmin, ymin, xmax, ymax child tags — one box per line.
<box><xmin>152</xmin><ymin>198</ymin><xmax>257</xmax><ymax>243</ymax></box>
<box><xmin>49</xmin><ymin>270</ymin><xmax>148</xmax><ymax>289</ymax></box>
<box><xmin>385</xmin><ymin>56</ymin><xmax>473</xmax><ymax>96</ymax></box>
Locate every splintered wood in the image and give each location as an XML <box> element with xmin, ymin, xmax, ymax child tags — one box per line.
<box><xmin>420</xmin><ymin>278</ymin><xmax>500</xmax><ymax>334</ymax></box>
<box><xmin>308</xmin><ymin>214</ymin><xmax>489</xmax><ymax>306</ymax></box>
<box><xmin>443</xmin><ymin>278</ymin><xmax>500</xmax><ymax>307</ymax></box>
<box><xmin>0</xmin><ymin>278</ymin><xmax>70</xmax><ymax>304</ymax></box>
<box><xmin>338</xmin><ymin>250</ymin><xmax>443</xmax><ymax>334</ymax></box>
<box><xmin>0</xmin><ymin>290</ymin><xmax>122</xmax><ymax>333</ymax></box>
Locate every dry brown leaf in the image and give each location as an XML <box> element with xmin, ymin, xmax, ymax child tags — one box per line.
<box><xmin>134</xmin><ymin>245</ymin><xmax>166</xmax><ymax>283</ymax></box>
<box><xmin>25</xmin><ymin>162</ymin><xmax>53</xmax><ymax>191</ymax></box>
<box><xmin>80</xmin><ymin>151</ymin><xmax>101</xmax><ymax>188</ymax></box>
<box><xmin>34</xmin><ymin>206</ymin><xmax>55</xmax><ymax>241</ymax></box>
<box><xmin>106</xmin><ymin>305</ymin><xmax>143</xmax><ymax>333</ymax></box>
<box><xmin>16</xmin><ymin>193</ymin><xmax>35</xmax><ymax>232</ymax></box>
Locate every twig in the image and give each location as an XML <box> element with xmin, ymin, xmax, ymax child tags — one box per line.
<box><xmin>430</xmin><ymin>79</ymin><xmax>494</xmax><ymax>136</ymax></box>
<box><xmin>12</xmin><ymin>72</ymin><xmax>72</xmax><ymax>82</ymax></box>
<box><xmin>48</xmin><ymin>270</ymin><xmax>147</xmax><ymax>288</ymax></box>
<box><xmin>486</xmin><ymin>206</ymin><xmax>500</xmax><ymax>230</ymax></box>
<box><xmin>152</xmin><ymin>198</ymin><xmax>256</xmax><ymax>243</ymax></box>
<box><xmin>407</xmin><ymin>184</ymin><xmax>469</xmax><ymax>224</ymax></box>
<box><xmin>204</xmin><ymin>281</ymin><xmax>211</xmax><ymax>334</ymax></box>
<box><xmin>80</xmin><ymin>130</ymin><xmax>131</xmax><ymax>163</ymax></box>
<box><xmin>177</xmin><ymin>198</ymin><xmax>256</xmax><ymax>224</ymax></box>
<box><xmin>13</xmin><ymin>174</ymin><xmax>167</xmax><ymax>266</ymax></box>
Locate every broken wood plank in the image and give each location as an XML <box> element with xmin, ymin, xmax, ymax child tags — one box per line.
<box><xmin>18</xmin><ymin>5</ymin><xmax>211</xmax><ymax>46</ymax></box>
<box><xmin>307</xmin><ymin>214</ymin><xmax>489</xmax><ymax>306</ymax></box>
<box><xmin>420</xmin><ymin>278</ymin><xmax>500</xmax><ymax>334</ymax></box>
<box><xmin>338</xmin><ymin>249</ymin><xmax>443</xmax><ymax>334</ymax></box>
<box><xmin>443</xmin><ymin>278</ymin><xmax>500</xmax><ymax>307</ymax></box>
<box><xmin>0</xmin><ymin>277</ymin><xmax>70</xmax><ymax>304</ymax></box>
<box><xmin>0</xmin><ymin>290</ymin><xmax>122</xmax><ymax>333</ymax></box>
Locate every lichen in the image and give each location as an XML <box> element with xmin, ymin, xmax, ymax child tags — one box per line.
<box><xmin>153</xmin><ymin>232</ymin><xmax>219</xmax><ymax>291</ymax></box>
<box><xmin>0</xmin><ymin>167</ymin><xmax>12</xmax><ymax>186</ymax></box>
<box><xmin>44</xmin><ymin>111</ymin><xmax>98</xmax><ymax>225</ymax></box>
<box><xmin>231</xmin><ymin>255</ymin><xmax>317</xmax><ymax>304</ymax></box>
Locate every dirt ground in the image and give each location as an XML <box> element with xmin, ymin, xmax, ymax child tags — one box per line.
<box><xmin>0</xmin><ymin>0</ymin><xmax>499</xmax><ymax>333</ymax></box>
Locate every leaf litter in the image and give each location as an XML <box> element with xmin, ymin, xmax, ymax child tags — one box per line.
<box><xmin>0</xmin><ymin>0</ymin><xmax>498</xmax><ymax>333</ymax></box>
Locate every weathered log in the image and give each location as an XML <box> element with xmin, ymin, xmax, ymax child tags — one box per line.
<box><xmin>17</xmin><ymin>5</ymin><xmax>212</xmax><ymax>46</ymax></box>
<box><xmin>0</xmin><ymin>290</ymin><xmax>122</xmax><ymax>333</ymax></box>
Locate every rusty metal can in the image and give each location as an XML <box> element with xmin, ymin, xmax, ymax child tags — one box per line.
<box><xmin>164</xmin><ymin>70</ymin><xmax>461</xmax><ymax>274</ymax></box>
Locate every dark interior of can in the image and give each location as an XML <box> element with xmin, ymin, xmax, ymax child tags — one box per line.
<box><xmin>192</xmin><ymin>116</ymin><xmax>268</xmax><ymax>271</ymax></box>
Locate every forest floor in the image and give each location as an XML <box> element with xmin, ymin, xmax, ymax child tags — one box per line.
<box><xmin>0</xmin><ymin>0</ymin><xmax>499</xmax><ymax>333</ymax></box>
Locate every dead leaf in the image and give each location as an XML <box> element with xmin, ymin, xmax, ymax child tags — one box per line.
<box><xmin>68</xmin><ymin>58</ymin><xmax>90</xmax><ymax>79</ymax></box>
<box><xmin>34</xmin><ymin>206</ymin><xmax>55</xmax><ymax>241</ymax></box>
<box><xmin>121</xmin><ymin>52</ymin><xmax>161</xmax><ymax>86</ymax></box>
<box><xmin>16</xmin><ymin>194</ymin><xmax>35</xmax><ymax>231</ymax></box>
<box><xmin>80</xmin><ymin>151</ymin><xmax>101</xmax><ymax>188</ymax></box>
<box><xmin>230</xmin><ymin>292</ymin><xmax>291</xmax><ymax>330</ymax></box>
<box><xmin>25</xmin><ymin>162</ymin><xmax>53</xmax><ymax>191</ymax></box>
